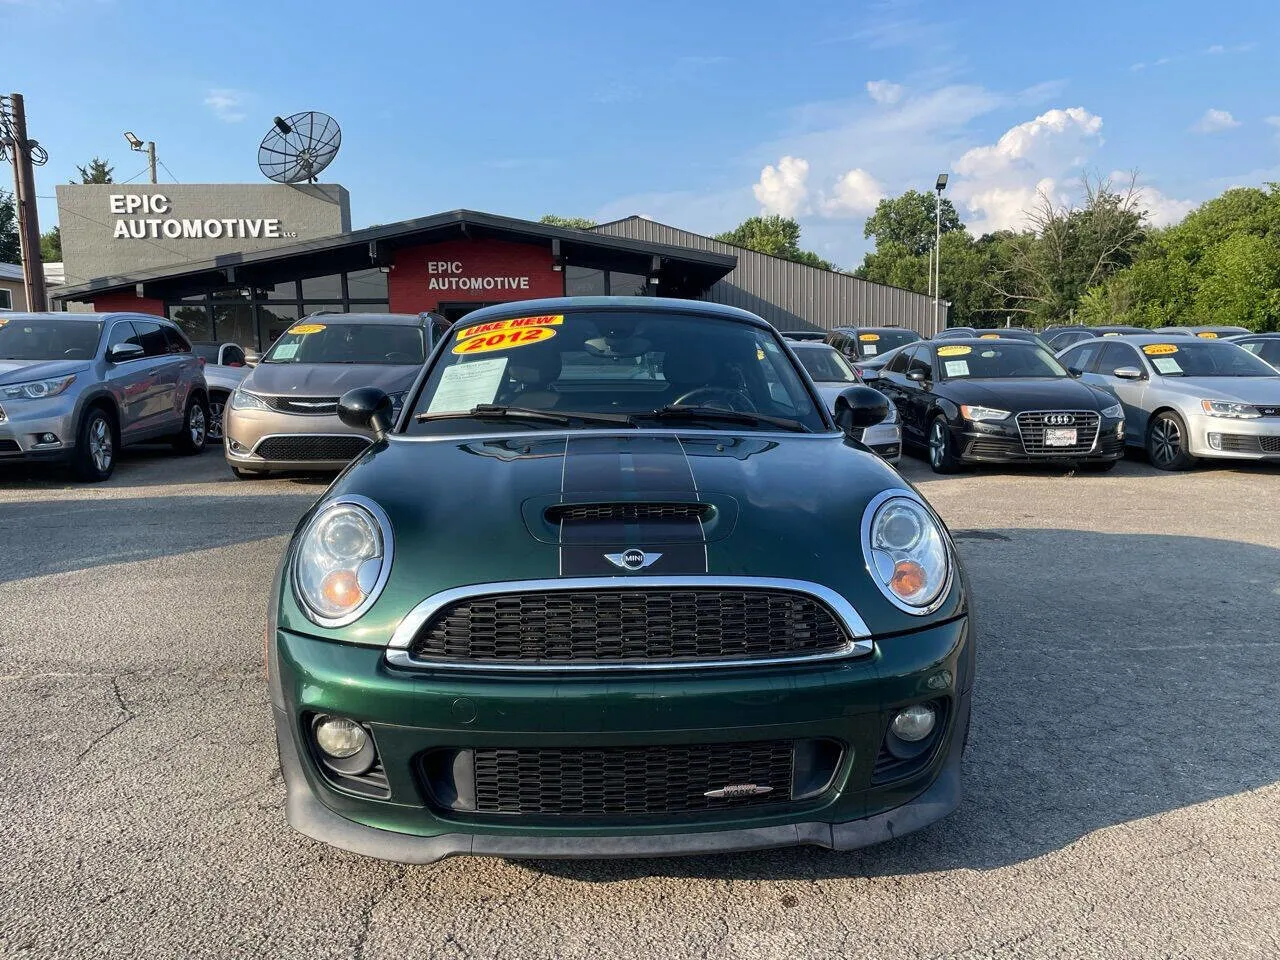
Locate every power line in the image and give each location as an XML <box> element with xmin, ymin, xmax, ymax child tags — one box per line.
<box><xmin>119</xmin><ymin>166</ymin><xmax>154</xmax><ymax>184</ymax></box>
<box><xmin>157</xmin><ymin>159</ymin><xmax>179</xmax><ymax>183</ymax></box>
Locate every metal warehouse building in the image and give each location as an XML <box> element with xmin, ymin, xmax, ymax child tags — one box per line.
<box><xmin>53</xmin><ymin>204</ymin><xmax>941</xmax><ymax>348</ymax></box>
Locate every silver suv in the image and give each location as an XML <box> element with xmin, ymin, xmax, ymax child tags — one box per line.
<box><xmin>0</xmin><ymin>312</ymin><xmax>210</xmax><ymax>481</ymax></box>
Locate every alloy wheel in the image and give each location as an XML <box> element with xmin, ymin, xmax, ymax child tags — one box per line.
<box><xmin>89</xmin><ymin>417</ymin><xmax>113</xmax><ymax>473</ymax></box>
<box><xmin>207</xmin><ymin>399</ymin><xmax>225</xmax><ymax>442</ymax></box>
<box><xmin>1150</xmin><ymin>417</ymin><xmax>1181</xmax><ymax>467</ymax></box>
<box><xmin>929</xmin><ymin>421</ymin><xmax>945</xmax><ymax>468</ymax></box>
<box><xmin>189</xmin><ymin>404</ymin><xmax>207</xmax><ymax>446</ymax></box>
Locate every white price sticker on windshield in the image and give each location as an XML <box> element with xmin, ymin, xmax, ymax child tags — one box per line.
<box><xmin>863</xmin><ymin>344</ymin><xmax>878</xmax><ymax>355</ymax></box>
<box><xmin>272</xmin><ymin>342</ymin><xmax>299</xmax><ymax>360</ymax></box>
<box><xmin>1151</xmin><ymin>357</ymin><xmax>1183</xmax><ymax>375</ymax></box>
<box><xmin>427</xmin><ymin>357</ymin><xmax>508</xmax><ymax>413</ymax></box>
<box><xmin>944</xmin><ymin>360</ymin><xmax>970</xmax><ymax>377</ymax></box>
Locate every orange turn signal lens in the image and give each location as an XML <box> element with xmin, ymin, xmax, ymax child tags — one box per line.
<box><xmin>890</xmin><ymin>560</ymin><xmax>927</xmax><ymax>599</ymax></box>
<box><xmin>320</xmin><ymin>569</ymin><xmax>364</xmax><ymax>610</ymax></box>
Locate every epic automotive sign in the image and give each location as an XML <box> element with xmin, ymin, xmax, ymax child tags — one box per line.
<box><xmin>107</xmin><ymin>194</ymin><xmax>295</xmax><ymax>241</ymax></box>
<box><xmin>426</xmin><ymin>260</ymin><xmax>533</xmax><ymax>292</ymax></box>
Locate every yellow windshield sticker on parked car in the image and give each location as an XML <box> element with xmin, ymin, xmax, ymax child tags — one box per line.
<box><xmin>457</xmin><ymin>315</ymin><xmax>563</xmax><ymax>340</ymax></box>
<box><xmin>859</xmin><ymin>333</ymin><xmax>880</xmax><ymax>341</ymax></box>
<box><xmin>1102</xmin><ymin>332</ymin><xmax>1121</xmax><ymax>336</ymax></box>
<box><xmin>1196</xmin><ymin>331</ymin><xmax>1218</xmax><ymax>338</ymax></box>
<box><xmin>0</xmin><ymin>318</ymin><xmax>8</xmax><ymax>327</ymax></box>
<box><xmin>452</xmin><ymin>326</ymin><xmax>557</xmax><ymax>355</ymax></box>
<box><xmin>980</xmin><ymin>333</ymin><xmax>1001</xmax><ymax>339</ymax></box>
<box><xmin>288</xmin><ymin>323</ymin><xmax>327</xmax><ymax>335</ymax></box>
<box><xmin>937</xmin><ymin>345</ymin><xmax>972</xmax><ymax>356</ymax></box>
<box><xmin>1143</xmin><ymin>343</ymin><xmax>1178</xmax><ymax>356</ymax></box>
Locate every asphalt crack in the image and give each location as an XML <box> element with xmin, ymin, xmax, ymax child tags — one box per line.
<box><xmin>74</xmin><ymin>676</ymin><xmax>136</xmax><ymax>765</ymax></box>
<box><xmin>352</xmin><ymin>865</ymin><xmax>405</xmax><ymax>960</ymax></box>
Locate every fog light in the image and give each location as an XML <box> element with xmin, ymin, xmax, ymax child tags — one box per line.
<box><xmin>314</xmin><ymin>716</ymin><xmax>367</xmax><ymax>758</ymax></box>
<box><xmin>890</xmin><ymin>704</ymin><xmax>937</xmax><ymax>742</ymax></box>
<box><xmin>1207</xmin><ymin>432</ymin><xmax>1223</xmax><ymax>451</ymax></box>
<box><xmin>227</xmin><ymin>437</ymin><xmax>248</xmax><ymax>453</ymax></box>
<box><xmin>37</xmin><ymin>432</ymin><xmax>59</xmax><ymax>445</ymax></box>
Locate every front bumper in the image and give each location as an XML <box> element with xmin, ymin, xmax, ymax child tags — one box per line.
<box><xmin>861</xmin><ymin>421</ymin><xmax>902</xmax><ymax>463</ymax></box>
<box><xmin>224</xmin><ymin>405</ymin><xmax>374</xmax><ymax>472</ymax></box>
<box><xmin>1186</xmin><ymin>413</ymin><xmax>1280</xmax><ymax>460</ymax></box>
<box><xmin>950</xmin><ymin>416</ymin><xmax>1125</xmax><ymax>463</ymax></box>
<box><xmin>0</xmin><ymin>397</ymin><xmax>77</xmax><ymax>463</ymax></box>
<box><xmin>271</xmin><ymin>615</ymin><xmax>972</xmax><ymax>863</ymax></box>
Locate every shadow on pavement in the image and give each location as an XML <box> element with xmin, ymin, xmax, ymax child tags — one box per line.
<box><xmin>521</xmin><ymin>528</ymin><xmax>1280</xmax><ymax>881</ymax></box>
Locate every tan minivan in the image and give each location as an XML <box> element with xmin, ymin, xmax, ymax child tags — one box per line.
<box><xmin>224</xmin><ymin>312</ymin><xmax>449</xmax><ymax>478</ymax></box>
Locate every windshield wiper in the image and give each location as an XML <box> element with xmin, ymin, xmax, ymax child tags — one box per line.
<box><xmin>416</xmin><ymin>404</ymin><xmax>635</xmax><ymax>426</ymax></box>
<box><xmin>641</xmin><ymin>404</ymin><xmax>811</xmax><ymax>433</ymax></box>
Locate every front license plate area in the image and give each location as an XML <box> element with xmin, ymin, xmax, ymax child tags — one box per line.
<box><xmin>1045</xmin><ymin>427</ymin><xmax>1077</xmax><ymax>447</ymax></box>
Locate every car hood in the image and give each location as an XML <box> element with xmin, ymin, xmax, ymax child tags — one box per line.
<box><xmin>0</xmin><ymin>359</ymin><xmax>92</xmax><ymax>385</ymax></box>
<box><xmin>243</xmin><ymin>362</ymin><xmax>419</xmax><ymax>397</ymax></box>
<box><xmin>280</xmin><ymin>430</ymin><xmax>966</xmax><ymax>643</ymax></box>
<box><xmin>938</xmin><ymin>377</ymin><xmax>1108</xmax><ymax>410</ymax></box>
<box><xmin>1165</xmin><ymin>377</ymin><xmax>1280</xmax><ymax>405</ymax></box>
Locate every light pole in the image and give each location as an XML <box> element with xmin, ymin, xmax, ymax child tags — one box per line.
<box><xmin>124</xmin><ymin>131</ymin><xmax>157</xmax><ymax>184</ymax></box>
<box><xmin>933</xmin><ymin>173</ymin><xmax>948</xmax><ymax>334</ymax></box>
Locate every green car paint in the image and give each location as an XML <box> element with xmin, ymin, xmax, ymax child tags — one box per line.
<box><xmin>268</xmin><ymin>298</ymin><xmax>973</xmax><ymax>863</ymax></box>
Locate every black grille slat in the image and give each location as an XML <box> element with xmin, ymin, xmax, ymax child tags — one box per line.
<box><xmin>1215</xmin><ymin>433</ymin><xmax>1280</xmax><ymax>454</ymax></box>
<box><xmin>547</xmin><ymin>502</ymin><xmax>710</xmax><ymax>523</ymax></box>
<box><xmin>471</xmin><ymin>742</ymin><xmax>795</xmax><ymax>816</ymax></box>
<box><xmin>1015</xmin><ymin>411</ymin><xmax>1101</xmax><ymax>456</ymax></box>
<box><xmin>409</xmin><ymin>588</ymin><xmax>851</xmax><ymax>665</ymax></box>
<box><xmin>0</xmin><ymin>438</ymin><xmax>20</xmax><ymax>453</ymax></box>
<box><xmin>262</xmin><ymin>395</ymin><xmax>340</xmax><ymax>415</ymax></box>
<box><xmin>254</xmin><ymin>435</ymin><xmax>371</xmax><ymax>461</ymax></box>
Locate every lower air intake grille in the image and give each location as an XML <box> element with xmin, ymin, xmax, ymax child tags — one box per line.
<box><xmin>0</xmin><ymin>439</ymin><xmax>20</xmax><ymax>453</ymax></box>
<box><xmin>1016</xmin><ymin>410</ymin><xmax>1100</xmax><ymax>456</ymax></box>
<box><xmin>407</xmin><ymin>588</ymin><xmax>851</xmax><ymax>665</ymax></box>
<box><xmin>546</xmin><ymin>502</ymin><xmax>710</xmax><ymax>523</ymax></box>
<box><xmin>254</xmin><ymin>435</ymin><xmax>371</xmax><ymax>462</ymax></box>
<box><xmin>472</xmin><ymin>742</ymin><xmax>796</xmax><ymax>816</ymax></box>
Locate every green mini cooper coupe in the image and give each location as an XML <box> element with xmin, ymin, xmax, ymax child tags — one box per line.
<box><xmin>267</xmin><ymin>297</ymin><xmax>973</xmax><ymax>863</ymax></box>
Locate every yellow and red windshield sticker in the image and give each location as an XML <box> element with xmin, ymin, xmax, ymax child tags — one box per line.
<box><xmin>859</xmin><ymin>333</ymin><xmax>880</xmax><ymax>342</ymax></box>
<box><xmin>1143</xmin><ymin>343</ymin><xmax>1178</xmax><ymax>356</ymax></box>
<box><xmin>1196</xmin><ymin>331</ymin><xmax>1219</xmax><ymax>338</ymax></box>
<box><xmin>456</xmin><ymin>314</ymin><xmax>563</xmax><ymax>341</ymax></box>
<box><xmin>937</xmin><ymin>345</ymin><xmax>972</xmax><ymax>356</ymax></box>
<box><xmin>453</xmin><ymin>326</ymin><xmax>557</xmax><ymax>355</ymax></box>
<box><xmin>0</xmin><ymin>317</ymin><xmax>8</xmax><ymax>327</ymax></box>
<box><xmin>288</xmin><ymin>323</ymin><xmax>326</xmax><ymax>335</ymax></box>
<box><xmin>979</xmin><ymin>333</ymin><xmax>1001</xmax><ymax>339</ymax></box>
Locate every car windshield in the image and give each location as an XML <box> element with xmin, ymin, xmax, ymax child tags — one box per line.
<box><xmin>851</xmin><ymin>329</ymin><xmax>919</xmax><ymax>355</ymax></box>
<box><xmin>1140</xmin><ymin>341</ymin><xmax>1279</xmax><ymax>377</ymax></box>
<box><xmin>795</xmin><ymin>345</ymin><xmax>857</xmax><ymax>382</ymax></box>
<box><xmin>261</xmin><ymin>321</ymin><xmax>425</xmax><ymax>365</ymax></box>
<box><xmin>0</xmin><ymin>318</ymin><xmax>103</xmax><ymax>360</ymax></box>
<box><xmin>938</xmin><ymin>343</ymin><xmax>1069</xmax><ymax>379</ymax></box>
<box><xmin>408</xmin><ymin>308</ymin><xmax>827</xmax><ymax>433</ymax></box>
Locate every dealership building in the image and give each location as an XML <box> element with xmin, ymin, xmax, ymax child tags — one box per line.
<box><xmin>52</xmin><ymin>184</ymin><xmax>944</xmax><ymax>348</ymax></box>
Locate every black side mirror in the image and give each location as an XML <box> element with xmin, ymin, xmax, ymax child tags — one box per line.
<box><xmin>107</xmin><ymin>342</ymin><xmax>145</xmax><ymax>363</ymax></box>
<box><xmin>907</xmin><ymin>369</ymin><xmax>930</xmax><ymax>384</ymax></box>
<box><xmin>338</xmin><ymin>387</ymin><xmax>394</xmax><ymax>438</ymax></box>
<box><xmin>1067</xmin><ymin>366</ymin><xmax>1082</xmax><ymax>378</ymax></box>
<box><xmin>833</xmin><ymin>385</ymin><xmax>890</xmax><ymax>435</ymax></box>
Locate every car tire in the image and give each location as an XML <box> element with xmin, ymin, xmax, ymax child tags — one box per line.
<box><xmin>172</xmin><ymin>394</ymin><xmax>209</xmax><ymax>455</ymax></box>
<box><xmin>71</xmin><ymin>406</ymin><xmax>118</xmax><ymax>483</ymax></box>
<box><xmin>231</xmin><ymin>466</ymin><xmax>265</xmax><ymax>480</ymax></box>
<box><xmin>206</xmin><ymin>391</ymin><xmax>229</xmax><ymax>445</ymax></box>
<box><xmin>1079</xmin><ymin>460</ymin><xmax>1118</xmax><ymax>473</ymax></box>
<box><xmin>927</xmin><ymin>415</ymin><xmax>964</xmax><ymax>474</ymax></box>
<box><xmin>1146</xmin><ymin>411</ymin><xmax>1196</xmax><ymax>471</ymax></box>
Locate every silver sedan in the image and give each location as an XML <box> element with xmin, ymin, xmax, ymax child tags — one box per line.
<box><xmin>1057</xmin><ymin>334</ymin><xmax>1280</xmax><ymax>469</ymax></box>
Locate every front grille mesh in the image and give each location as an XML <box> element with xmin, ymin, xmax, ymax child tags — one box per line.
<box><xmin>546</xmin><ymin>502</ymin><xmax>709</xmax><ymax>523</ymax></box>
<box><xmin>472</xmin><ymin>742</ymin><xmax>795</xmax><ymax>816</ymax></box>
<box><xmin>262</xmin><ymin>395</ymin><xmax>340</xmax><ymax>415</ymax></box>
<box><xmin>1215</xmin><ymin>433</ymin><xmax>1280</xmax><ymax>454</ymax></box>
<box><xmin>254</xmin><ymin>435</ymin><xmax>371</xmax><ymax>462</ymax></box>
<box><xmin>0</xmin><ymin>438</ymin><xmax>20</xmax><ymax>453</ymax></box>
<box><xmin>407</xmin><ymin>588</ymin><xmax>851</xmax><ymax>665</ymax></box>
<box><xmin>1016</xmin><ymin>411</ymin><xmax>1100</xmax><ymax>456</ymax></box>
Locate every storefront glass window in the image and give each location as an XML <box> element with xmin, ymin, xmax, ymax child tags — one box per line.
<box><xmin>264</xmin><ymin>281</ymin><xmax>300</xmax><ymax>301</ymax></box>
<box><xmin>213</xmin><ymin>303</ymin><xmax>256</xmax><ymax>349</ymax></box>
<box><xmin>346</xmin><ymin>268</ymin><xmax>389</xmax><ymax>300</ymax></box>
<box><xmin>168</xmin><ymin>305</ymin><xmax>213</xmax><ymax>341</ymax></box>
<box><xmin>608</xmin><ymin>272</ymin><xmax>649</xmax><ymax>296</ymax></box>
<box><xmin>300</xmin><ymin>274</ymin><xmax>344</xmax><ymax>300</ymax></box>
<box><xmin>257</xmin><ymin>304</ymin><xmax>299</xmax><ymax>349</ymax></box>
<box><xmin>565</xmin><ymin>266</ymin><xmax>606</xmax><ymax>297</ymax></box>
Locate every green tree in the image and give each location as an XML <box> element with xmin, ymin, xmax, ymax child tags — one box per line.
<box><xmin>0</xmin><ymin>190</ymin><xmax>21</xmax><ymax>263</ymax></box>
<box><xmin>714</xmin><ymin>214</ymin><xmax>835</xmax><ymax>270</ymax></box>
<box><xmin>40</xmin><ymin>226</ymin><xmax>62</xmax><ymax>262</ymax></box>
<box><xmin>863</xmin><ymin>189</ymin><xmax>962</xmax><ymax>257</ymax></box>
<box><xmin>539</xmin><ymin>214</ymin><xmax>597</xmax><ymax>230</ymax></box>
<box><xmin>73</xmin><ymin>157</ymin><xmax>114</xmax><ymax>184</ymax></box>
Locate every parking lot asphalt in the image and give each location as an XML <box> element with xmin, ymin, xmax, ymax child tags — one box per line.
<box><xmin>1</xmin><ymin>447</ymin><xmax>1277</xmax><ymax>960</ymax></box>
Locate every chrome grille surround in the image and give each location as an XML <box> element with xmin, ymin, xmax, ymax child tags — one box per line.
<box><xmin>1014</xmin><ymin>410</ymin><xmax>1101</xmax><ymax>456</ymax></box>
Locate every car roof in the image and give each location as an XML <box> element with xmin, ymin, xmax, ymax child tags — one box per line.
<box><xmin>451</xmin><ymin>296</ymin><xmax>773</xmax><ymax>331</ymax></box>
<box><xmin>1227</xmin><ymin>332</ymin><xmax>1279</xmax><ymax>339</ymax></box>
<box><xmin>788</xmin><ymin>340</ymin><xmax>837</xmax><ymax>351</ymax></box>
<box><xmin>0</xmin><ymin>311</ymin><xmax>127</xmax><ymax>322</ymax></box>
<box><xmin>919</xmin><ymin>337</ymin><xmax>1046</xmax><ymax>348</ymax></box>
<box><xmin>832</xmin><ymin>325</ymin><xmax>913</xmax><ymax>333</ymax></box>
<box><xmin>300</xmin><ymin>312</ymin><xmax>427</xmax><ymax>326</ymax></box>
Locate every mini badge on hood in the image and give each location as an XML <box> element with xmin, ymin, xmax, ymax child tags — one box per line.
<box><xmin>604</xmin><ymin>549</ymin><xmax>662</xmax><ymax>571</ymax></box>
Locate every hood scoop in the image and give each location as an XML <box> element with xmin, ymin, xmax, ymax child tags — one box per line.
<box><xmin>545</xmin><ymin>502</ymin><xmax>712</xmax><ymax>525</ymax></box>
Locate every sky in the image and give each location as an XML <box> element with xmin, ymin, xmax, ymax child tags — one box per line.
<box><xmin>4</xmin><ymin>0</ymin><xmax>1280</xmax><ymax>268</ymax></box>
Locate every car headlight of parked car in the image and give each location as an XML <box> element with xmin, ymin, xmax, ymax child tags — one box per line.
<box><xmin>230</xmin><ymin>386</ymin><xmax>269</xmax><ymax>411</ymax></box>
<box><xmin>1200</xmin><ymin>400</ymin><xmax>1260</xmax><ymax>419</ymax></box>
<box><xmin>1101</xmin><ymin>402</ymin><xmax>1124</xmax><ymax>419</ymax></box>
<box><xmin>1</xmin><ymin>374</ymin><xmax>76</xmax><ymax>400</ymax></box>
<box><xmin>293</xmin><ymin>497</ymin><xmax>393</xmax><ymax>626</ymax></box>
<box><xmin>862</xmin><ymin>493</ymin><xmax>951</xmax><ymax>614</ymax></box>
<box><xmin>959</xmin><ymin>404</ymin><xmax>1010</xmax><ymax>423</ymax></box>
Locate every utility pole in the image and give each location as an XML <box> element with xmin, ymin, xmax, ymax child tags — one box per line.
<box><xmin>1</xmin><ymin>93</ymin><xmax>49</xmax><ymax>312</ymax></box>
<box><xmin>933</xmin><ymin>173</ymin><xmax>948</xmax><ymax>335</ymax></box>
<box><xmin>125</xmin><ymin>132</ymin><xmax>157</xmax><ymax>183</ymax></box>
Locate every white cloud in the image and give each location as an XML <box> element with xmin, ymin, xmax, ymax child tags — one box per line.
<box><xmin>753</xmin><ymin>156</ymin><xmax>811</xmax><ymax>217</ymax></box>
<box><xmin>866</xmin><ymin>80</ymin><xmax>904</xmax><ymax>105</ymax></box>
<box><xmin>821</xmin><ymin>168</ymin><xmax>885</xmax><ymax>216</ymax></box>
<box><xmin>1191</xmin><ymin>108</ymin><xmax>1240</xmax><ymax>133</ymax></box>
<box><xmin>204</xmin><ymin>88</ymin><xmax>247</xmax><ymax>123</ymax></box>
<box><xmin>1134</xmin><ymin>185</ymin><xmax>1197</xmax><ymax>227</ymax></box>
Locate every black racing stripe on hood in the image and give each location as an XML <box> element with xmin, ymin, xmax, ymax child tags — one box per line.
<box><xmin>558</xmin><ymin>434</ymin><xmax>707</xmax><ymax>576</ymax></box>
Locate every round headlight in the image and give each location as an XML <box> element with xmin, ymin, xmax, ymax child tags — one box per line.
<box><xmin>863</xmin><ymin>493</ymin><xmax>951</xmax><ymax>613</ymax></box>
<box><xmin>293</xmin><ymin>497</ymin><xmax>393</xmax><ymax>626</ymax></box>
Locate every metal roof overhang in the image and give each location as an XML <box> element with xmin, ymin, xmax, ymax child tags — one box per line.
<box><xmin>54</xmin><ymin>209</ymin><xmax>738</xmax><ymax>302</ymax></box>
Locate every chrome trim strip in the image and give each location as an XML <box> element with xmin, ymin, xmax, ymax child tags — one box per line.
<box><xmin>384</xmin><ymin>576</ymin><xmax>874</xmax><ymax>672</ymax></box>
<box><xmin>292</xmin><ymin>495</ymin><xmax>395</xmax><ymax>629</ymax></box>
<box><xmin>1013</xmin><ymin>409</ymin><xmax>1102</xmax><ymax>455</ymax></box>
<box><xmin>859</xmin><ymin>488</ymin><xmax>955</xmax><ymax>617</ymax></box>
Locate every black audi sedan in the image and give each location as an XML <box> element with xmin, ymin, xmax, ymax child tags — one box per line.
<box><xmin>874</xmin><ymin>339</ymin><xmax>1126</xmax><ymax>473</ymax></box>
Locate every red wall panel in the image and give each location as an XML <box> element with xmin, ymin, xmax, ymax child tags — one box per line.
<box><xmin>91</xmin><ymin>292</ymin><xmax>166</xmax><ymax>316</ymax></box>
<box><xmin>389</xmin><ymin>238</ymin><xmax>563</xmax><ymax>313</ymax></box>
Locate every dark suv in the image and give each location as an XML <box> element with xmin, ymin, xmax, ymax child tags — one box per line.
<box><xmin>825</xmin><ymin>326</ymin><xmax>923</xmax><ymax>362</ymax></box>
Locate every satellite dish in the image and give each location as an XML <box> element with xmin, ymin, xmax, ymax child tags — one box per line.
<box><xmin>257</xmin><ymin>111</ymin><xmax>341</xmax><ymax>183</ymax></box>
